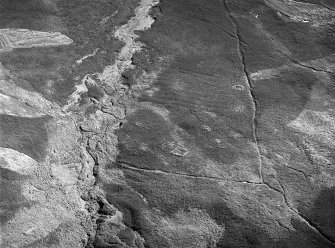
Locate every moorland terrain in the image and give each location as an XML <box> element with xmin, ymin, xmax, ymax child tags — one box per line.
<box><xmin>0</xmin><ymin>0</ymin><xmax>335</xmax><ymax>247</ymax></box>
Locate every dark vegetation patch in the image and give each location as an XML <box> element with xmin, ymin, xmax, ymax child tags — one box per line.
<box><xmin>254</xmin><ymin>68</ymin><xmax>316</xmax><ymax>112</ymax></box>
<box><xmin>0</xmin><ymin>0</ymin><xmax>63</xmax><ymax>31</ymax></box>
<box><xmin>133</xmin><ymin>0</ymin><xmax>239</xmax><ymax>72</ymax></box>
<box><xmin>121</xmin><ymin>170</ymin><xmax>267</xmax><ymax>248</ymax></box>
<box><xmin>24</xmin><ymin>222</ymin><xmax>79</xmax><ymax>248</ymax></box>
<box><xmin>172</xmin><ymin>106</ymin><xmax>248</xmax><ymax>165</ymax></box>
<box><xmin>126</xmin><ymin>0</ymin><xmax>258</xmax><ymax>166</ymax></box>
<box><xmin>115</xmin><ymin>108</ymin><xmax>173</xmax><ymax>171</ymax></box>
<box><xmin>87</xmin><ymin>84</ymin><xmax>104</xmax><ymax>100</ymax></box>
<box><xmin>105</xmin><ymin>183</ymin><xmax>147</xmax><ymax>233</ymax></box>
<box><xmin>138</xmin><ymin>57</ymin><xmax>256</xmax><ymax>165</ymax></box>
<box><xmin>93</xmin><ymin>221</ymin><xmax>147</xmax><ymax>248</ymax></box>
<box><xmin>223</xmin><ymin>0</ymin><xmax>335</xmax><ymax>72</ymax></box>
<box><xmin>253</xmin><ymin>68</ymin><xmax>316</xmax><ymax>139</ymax></box>
<box><xmin>0</xmin><ymin>114</ymin><xmax>51</xmax><ymax>161</ymax></box>
<box><xmin>327</xmin><ymin>74</ymin><xmax>335</xmax><ymax>97</ymax></box>
<box><xmin>299</xmin><ymin>187</ymin><xmax>335</xmax><ymax>243</ymax></box>
<box><xmin>58</xmin><ymin>0</ymin><xmax>139</xmax><ymax>53</ymax></box>
<box><xmin>0</xmin><ymin>47</ymin><xmax>76</xmax><ymax>104</ymax></box>
<box><xmin>317</xmin><ymin>24</ymin><xmax>335</xmax><ymax>53</ymax></box>
<box><xmin>114</xmin><ymin>104</ymin><xmax>254</xmax><ymax>176</ymax></box>
<box><xmin>56</xmin><ymin>0</ymin><xmax>141</xmax><ymax>102</ymax></box>
<box><xmin>274</xmin><ymin>218</ymin><xmax>335</xmax><ymax>248</ymax></box>
<box><xmin>90</xmin><ymin>0</ymin><xmax>335</xmax><ymax>247</ymax></box>
<box><xmin>0</xmin><ymin>167</ymin><xmax>29</xmax><ymax>181</ymax></box>
<box><xmin>84</xmin><ymin>105</ymin><xmax>100</xmax><ymax>117</ymax></box>
<box><xmin>93</xmin><ymin>183</ymin><xmax>149</xmax><ymax>247</ymax></box>
<box><xmin>258</xmin><ymin>9</ymin><xmax>322</xmax><ymax>61</ymax></box>
<box><xmin>109</xmin><ymin>169</ymin><xmax>333</xmax><ymax>248</ymax></box>
<box><xmin>0</xmin><ymin>168</ymin><xmax>30</xmax><ymax>225</ymax></box>
<box><xmin>0</xmin><ymin>0</ymin><xmax>58</xmax><ymax>14</ymax></box>
<box><xmin>27</xmin><ymin>230</ymin><xmax>61</xmax><ymax>248</ymax></box>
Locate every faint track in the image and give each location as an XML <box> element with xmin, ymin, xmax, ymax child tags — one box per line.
<box><xmin>223</xmin><ymin>0</ymin><xmax>263</xmax><ymax>183</ymax></box>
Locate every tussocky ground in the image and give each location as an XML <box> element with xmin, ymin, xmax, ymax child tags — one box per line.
<box><xmin>0</xmin><ymin>0</ymin><xmax>335</xmax><ymax>247</ymax></box>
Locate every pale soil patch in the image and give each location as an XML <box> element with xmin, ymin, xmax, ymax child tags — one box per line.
<box><xmin>1</xmin><ymin>203</ymin><xmax>85</xmax><ymax>248</ymax></box>
<box><xmin>288</xmin><ymin>110</ymin><xmax>335</xmax><ymax>147</ymax></box>
<box><xmin>265</xmin><ymin>0</ymin><xmax>335</xmax><ymax>26</ymax></box>
<box><xmin>0</xmin><ymin>92</ymin><xmax>45</xmax><ymax>117</ymax></box>
<box><xmin>0</xmin><ymin>28</ymin><xmax>72</xmax><ymax>52</ymax></box>
<box><xmin>147</xmin><ymin>208</ymin><xmax>224</xmax><ymax>248</ymax></box>
<box><xmin>0</xmin><ymin>62</ymin><xmax>63</xmax><ymax>116</ymax></box>
<box><xmin>0</xmin><ymin>147</ymin><xmax>38</xmax><ymax>175</ymax></box>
